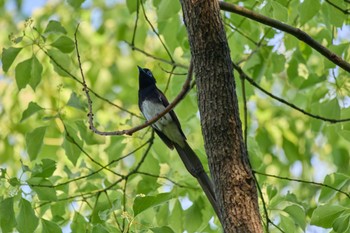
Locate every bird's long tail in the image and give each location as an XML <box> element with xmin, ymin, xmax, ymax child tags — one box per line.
<box><xmin>174</xmin><ymin>142</ymin><xmax>221</xmax><ymax>220</ymax></box>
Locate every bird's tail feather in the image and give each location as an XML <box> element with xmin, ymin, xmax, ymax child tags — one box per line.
<box><xmin>174</xmin><ymin>142</ymin><xmax>221</xmax><ymax>219</ymax></box>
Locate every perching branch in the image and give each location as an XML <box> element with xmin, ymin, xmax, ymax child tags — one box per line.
<box><xmin>75</xmin><ymin>24</ymin><xmax>194</xmax><ymax>136</ymax></box>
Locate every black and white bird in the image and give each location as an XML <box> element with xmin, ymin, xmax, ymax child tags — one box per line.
<box><xmin>137</xmin><ymin>66</ymin><xmax>220</xmax><ymax>218</ymax></box>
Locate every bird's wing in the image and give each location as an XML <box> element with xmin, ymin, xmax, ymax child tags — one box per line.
<box><xmin>157</xmin><ymin>88</ymin><xmax>186</xmax><ymax>139</ymax></box>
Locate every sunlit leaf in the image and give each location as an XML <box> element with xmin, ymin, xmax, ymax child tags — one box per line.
<box><xmin>41</xmin><ymin>218</ymin><xmax>62</xmax><ymax>233</ymax></box>
<box><xmin>2</xmin><ymin>47</ymin><xmax>22</xmax><ymax>72</ymax></box>
<box><xmin>299</xmin><ymin>0</ymin><xmax>320</xmax><ymax>25</ymax></box>
<box><xmin>133</xmin><ymin>193</ymin><xmax>173</xmax><ymax>216</ymax></box>
<box><xmin>310</xmin><ymin>204</ymin><xmax>346</xmax><ymax>228</ymax></box>
<box><xmin>51</xmin><ymin>36</ymin><xmax>75</xmax><ymax>53</ymax></box>
<box><xmin>20</xmin><ymin>102</ymin><xmax>43</xmax><ymax>122</ymax></box>
<box><xmin>44</xmin><ymin>20</ymin><xmax>67</xmax><ymax>34</ymax></box>
<box><xmin>25</xmin><ymin>126</ymin><xmax>47</xmax><ymax>161</ymax></box>
<box><xmin>16</xmin><ymin>198</ymin><xmax>39</xmax><ymax>233</ymax></box>
<box><xmin>28</xmin><ymin>177</ymin><xmax>57</xmax><ymax>201</ymax></box>
<box><xmin>0</xmin><ymin>198</ymin><xmax>16</xmax><ymax>232</ymax></box>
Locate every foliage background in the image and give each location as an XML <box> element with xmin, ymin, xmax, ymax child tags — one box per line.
<box><xmin>0</xmin><ymin>0</ymin><xmax>350</xmax><ymax>232</ymax></box>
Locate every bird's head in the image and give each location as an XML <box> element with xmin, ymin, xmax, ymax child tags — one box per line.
<box><xmin>138</xmin><ymin>66</ymin><xmax>156</xmax><ymax>89</ymax></box>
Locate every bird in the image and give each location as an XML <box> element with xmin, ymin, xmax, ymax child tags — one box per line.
<box><xmin>137</xmin><ymin>66</ymin><xmax>220</xmax><ymax>218</ymax></box>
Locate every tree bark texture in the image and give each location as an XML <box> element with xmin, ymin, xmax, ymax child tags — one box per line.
<box><xmin>179</xmin><ymin>0</ymin><xmax>263</xmax><ymax>232</ymax></box>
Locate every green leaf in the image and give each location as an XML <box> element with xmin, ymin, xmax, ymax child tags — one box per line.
<box><xmin>8</xmin><ymin>177</ymin><xmax>20</xmax><ymax>187</ymax></box>
<box><xmin>28</xmin><ymin>177</ymin><xmax>57</xmax><ymax>201</ymax></box>
<box><xmin>32</xmin><ymin>159</ymin><xmax>57</xmax><ymax>177</ymax></box>
<box><xmin>47</xmin><ymin>49</ymin><xmax>71</xmax><ymax>77</ymax></box>
<box><xmin>104</xmin><ymin>136</ymin><xmax>126</xmax><ymax>162</ymax></box>
<box><xmin>133</xmin><ymin>193</ymin><xmax>173</xmax><ymax>216</ymax></box>
<box><xmin>71</xmin><ymin>212</ymin><xmax>87</xmax><ymax>232</ymax></box>
<box><xmin>0</xmin><ymin>198</ymin><xmax>16</xmax><ymax>232</ymax></box>
<box><xmin>271</xmin><ymin>1</ymin><xmax>288</xmax><ymax>22</ymax></box>
<box><xmin>299</xmin><ymin>0</ymin><xmax>320</xmax><ymax>25</ymax></box>
<box><xmin>26</xmin><ymin>126</ymin><xmax>47</xmax><ymax>161</ymax></box>
<box><xmin>15</xmin><ymin>58</ymin><xmax>32</xmax><ymax>90</ymax></box>
<box><xmin>319</xmin><ymin>173</ymin><xmax>349</xmax><ymax>203</ymax></box>
<box><xmin>126</xmin><ymin>0</ymin><xmax>138</xmax><ymax>13</ymax></box>
<box><xmin>44</xmin><ymin>20</ymin><xmax>67</xmax><ymax>34</ymax></box>
<box><xmin>157</xmin><ymin>0</ymin><xmax>181</xmax><ymax>21</ymax></box>
<box><xmin>67</xmin><ymin>0</ymin><xmax>85</xmax><ymax>8</ymax></box>
<box><xmin>2</xmin><ymin>47</ymin><xmax>22</xmax><ymax>72</ymax></box>
<box><xmin>67</xmin><ymin>92</ymin><xmax>86</xmax><ymax>110</ymax></box>
<box><xmin>284</xmin><ymin>204</ymin><xmax>306</xmax><ymax>229</ymax></box>
<box><xmin>29</xmin><ymin>55</ymin><xmax>43</xmax><ymax>90</ymax></box>
<box><xmin>41</xmin><ymin>218</ymin><xmax>62</xmax><ymax>233</ymax></box>
<box><xmin>15</xmin><ymin>56</ymin><xmax>43</xmax><ymax>91</ymax></box>
<box><xmin>151</xmin><ymin>226</ymin><xmax>175</xmax><ymax>233</ymax></box>
<box><xmin>20</xmin><ymin>102</ymin><xmax>43</xmax><ymax>122</ymax></box>
<box><xmin>333</xmin><ymin>212</ymin><xmax>350</xmax><ymax>233</ymax></box>
<box><xmin>92</xmin><ymin>224</ymin><xmax>109</xmax><ymax>233</ymax></box>
<box><xmin>16</xmin><ymin>198</ymin><xmax>39</xmax><ymax>233</ymax></box>
<box><xmin>62</xmin><ymin>125</ymin><xmax>83</xmax><ymax>165</ymax></box>
<box><xmin>51</xmin><ymin>36</ymin><xmax>75</xmax><ymax>53</ymax></box>
<box><xmin>310</xmin><ymin>204</ymin><xmax>346</xmax><ymax>228</ymax></box>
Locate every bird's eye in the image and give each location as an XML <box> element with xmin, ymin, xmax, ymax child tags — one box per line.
<box><xmin>146</xmin><ymin>70</ymin><xmax>153</xmax><ymax>77</ymax></box>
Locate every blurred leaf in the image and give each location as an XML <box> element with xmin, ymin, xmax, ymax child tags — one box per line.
<box><xmin>47</xmin><ymin>49</ymin><xmax>71</xmax><ymax>77</ymax></box>
<box><xmin>8</xmin><ymin>177</ymin><xmax>20</xmax><ymax>187</ymax></box>
<box><xmin>44</xmin><ymin>20</ymin><xmax>67</xmax><ymax>34</ymax></box>
<box><xmin>15</xmin><ymin>58</ymin><xmax>32</xmax><ymax>90</ymax></box>
<box><xmin>25</xmin><ymin>126</ymin><xmax>47</xmax><ymax>161</ymax></box>
<box><xmin>62</xmin><ymin>125</ymin><xmax>83</xmax><ymax>166</ymax></box>
<box><xmin>15</xmin><ymin>56</ymin><xmax>43</xmax><ymax>91</ymax></box>
<box><xmin>67</xmin><ymin>92</ymin><xmax>86</xmax><ymax>110</ymax></box>
<box><xmin>32</xmin><ymin>159</ymin><xmax>57</xmax><ymax>178</ymax></box>
<box><xmin>28</xmin><ymin>177</ymin><xmax>57</xmax><ymax>201</ymax></box>
<box><xmin>2</xmin><ymin>47</ymin><xmax>22</xmax><ymax>72</ymax></box>
<box><xmin>0</xmin><ymin>198</ymin><xmax>16</xmax><ymax>233</ymax></box>
<box><xmin>319</xmin><ymin>173</ymin><xmax>349</xmax><ymax>203</ymax></box>
<box><xmin>299</xmin><ymin>0</ymin><xmax>320</xmax><ymax>25</ymax></box>
<box><xmin>29</xmin><ymin>55</ymin><xmax>43</xmax><ymax>90</ymax></box>
<box><xmin>41</xmin><ymin>218</ymin><xmax>62</xmax><ymax>233</ymax></box>
<box><xmin>271</xmin><ymin>1</ymin><xmax>288</xmax><ymax>22</ymax></box>
<box><xmin>51</xmin><ymin>36</ymin><xmax>75</xmax><ymax>53</ymax></box>
<box><xmin>92</xmin><ymin>224</ymin><xmax>109</xmax><ymax>233</ymax></box>
<box><xmin>71</xmin><ymin>212</ymin><xmax>87</xmax><ymax>232</ymax></box>
<box><xmin>157</xmin><ymin>0</ymin><xmax>181</xmax><ymax>21</ymax></box>
<box><xmin>133</xmin><ymin>193</ymin><xmax>173</xmax><ymax>216</ymax></box>
<box><xmin>20</xmin><ymin>102</ymin><xmax>43</xmax><ymax>122</ymax></box>
<box><xmin>310</xmin><ymin>204</ymin><xmax>345</xmax><ymax>228</ymax></box>
<box><xmin>16</xmin><ymin>198</ymin><xmax>39</xmax><ymax>233</ymax></box>
<box><xmin>333</xmin><ymin>211</ymin><xmax>350</xmax><ymax>233</ymax></box>
<box><xmin>126</xmin><ymin>0</ymin><xmax>138</xmax><ymax>13</ymax></box>
<box><xmin>67</xmin><ymin>0</ymin><xmax>85</xmax><ymax>9</ymax></box>
<box><xmin>151</xmin><ymin>226</ymin><xmax>175</xmax><ymax>233</ymax></box>
<box><xmin>284</xmin><ymin>204</ymin><xmax>306</xmax><ymax>230</ymax></box>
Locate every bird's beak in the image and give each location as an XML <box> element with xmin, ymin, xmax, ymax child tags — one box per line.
<box><xmin>137</xmin><ymin>66</ymin><xmax>142</xmax><ymax>72</ymax></box>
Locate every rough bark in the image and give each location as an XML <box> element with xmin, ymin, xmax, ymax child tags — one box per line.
<box><xmin>179</xmin><ymin>0</ymin><xmax>263</xmax><ymax>232</ymax></box>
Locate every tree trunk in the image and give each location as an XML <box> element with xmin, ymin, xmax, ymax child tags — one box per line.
<box><xmin>179</xmin><ymin>0</ymin><xmax>263</xmax><ymax>232</ymax></box>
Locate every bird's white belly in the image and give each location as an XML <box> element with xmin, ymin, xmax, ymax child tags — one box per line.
<box><xmin>142</xmin><ymin>100</ymin><xmax>185</xmax><ymax>146</ymax></box>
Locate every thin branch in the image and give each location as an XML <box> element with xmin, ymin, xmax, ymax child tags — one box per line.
<box><xmin>140</xmin><ymin>1</ymin><xmax>174</xmax><ymax>63</ymax></box>
<box><xmin>254</xmin><ymin>170</ymin><xmax>350</xmax><ymax>199</ymax></box>
<box><xmin>131</xmin><ymin>0</ymin><xmax>140</xmax><ymax>45</ymax></box>
<box><xmin>325</xmin><ymin>0</ymin><xmax>350</xmax><ymax>14</ymax></box>
<box><xmin>135</xmin><ymin>171</ymin><xmax>198</xmax><ymax>189</ymax></box>
<box><xmin>219</xmin><ymin>1</ymin><xmax>350</xmax><ymax>74</ymax></box>
<box><xmin>232</xmin><ymin>62</ymin><xmax>350</xmax><ymax>123</ymax></box>
<box><xmin>126</xmin><ymin>42</ymin><xmax>187</xmax><ymax>69</ymax></box>
<box><xmin>77</xmin><ymin>34</ymin><xmax>194</xmax><ymax>138</ymax></box>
